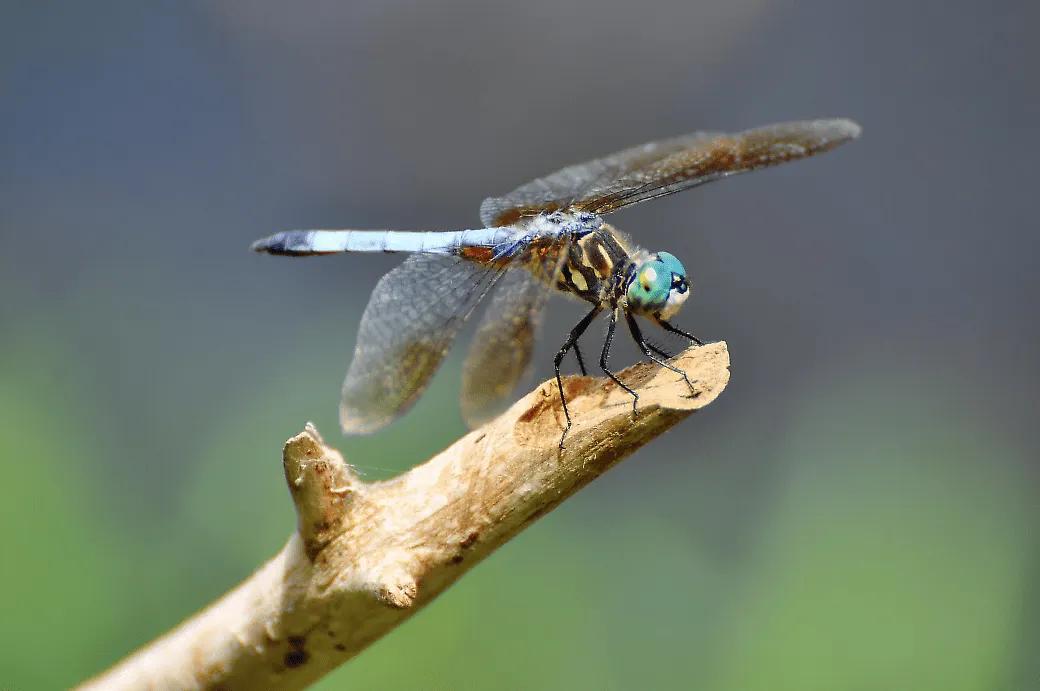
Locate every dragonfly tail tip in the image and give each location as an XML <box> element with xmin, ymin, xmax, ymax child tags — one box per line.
<box><xmin>249</xmin><ymin>238</ymin><xmax>271</xmax><ymax>253</ymax></box>
<box><xmin>250</xmin><ymin>231</ymin><xmax>309</xmax><ymax>255</ymax></box>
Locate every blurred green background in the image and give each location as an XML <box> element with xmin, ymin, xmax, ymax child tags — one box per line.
<box><xmin>1</xmin><ymin>1</ymin><xmax>1037</xmax><ymax>689</ymax></box>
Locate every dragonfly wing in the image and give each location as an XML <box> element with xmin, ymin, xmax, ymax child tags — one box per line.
<box><xmin>479</xmin><ymin>134</ymin><xmax>706</xmax><ymax>227</ymax></box>
<box><xmin>460</xmin><ymin>237</ymin><xmax>569</xmax><ymax>428</ymax></box>
<box><xmin>340</xmin><ymin>254</ymin><xmax>504</xmax><ymax>434</ymax></box>
<box><xmin>479</xmin><ymin>119</ymin><xmax>860</xmax><ymax>225</ymax></box>
<box><xmin>575</xmin><ymin>119</ymin><xmax>862</xmax><ymax>214</ymax></box>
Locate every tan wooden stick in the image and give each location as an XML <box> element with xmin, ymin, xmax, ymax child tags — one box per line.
<box><xmin>78</xmin><ymin>341</ymin><xmax>730</xmax><ymax>690</ymax></box>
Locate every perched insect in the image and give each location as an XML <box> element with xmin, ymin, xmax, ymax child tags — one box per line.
<box><xmin>252</xmin><ymin>119</ymin><xmax>861</xmax><ymax>444</ymax></box>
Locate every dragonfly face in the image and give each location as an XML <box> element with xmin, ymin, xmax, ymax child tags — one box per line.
<box><xmin>623</xmin><ymin>251</ymin><xmax>690</xmax><ymax>321</ymax></box>
<box><xmin>252</xmin><ymin>118</ymin><xmax>861</xmax><ymax>444</ymax></box>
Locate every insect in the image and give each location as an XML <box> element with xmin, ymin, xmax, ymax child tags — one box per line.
<box><xmin>252</xmin><ymin>119</ymin><xmax>861</xmax><ymax>444</ymax></box>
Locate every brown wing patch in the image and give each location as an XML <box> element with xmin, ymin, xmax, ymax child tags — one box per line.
<box><xmin>459</xmin><ymin>246</ymin><xmax>495</xmax><ymax>264</ymax></box>
<box><xmin>486</xmin><ymin>201</ymin><xmax>564</xmax><ymax>228</ymax></box>
<box><xmin>579</xmin><ymin>122</ymin><xmax>861</xmax><ymax>214</ymax></box>
<box><xmin>479</xmin><ymin>119</ymin><xmax>859</xmax><ymax>225</ymax></box>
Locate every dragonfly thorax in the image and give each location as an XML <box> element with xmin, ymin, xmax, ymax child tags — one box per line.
<box><xmin>551</xmin><ymin>219</ymin><xmax>690</xmax><ymax>320</ymax></box>
<box><xmin>554</xmin><ymin>223</ymin><xmax>632</xmax><ymax>305</ymax></box>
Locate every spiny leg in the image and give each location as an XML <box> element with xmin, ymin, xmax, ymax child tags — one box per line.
<box><xmin>554</xmin><ymin>305</ymin><xmax>602</xmax><ymax>448</ymax></box>
<box><xmin>600</xmin><ymin>310</ymin><xmax>640</xmax><ymax>416</ymax></box>
<box><xmin>572</xmin><ymin>342</ymin><xmax>588</xmax><ymax>376</ymax></box>
<box><xmin>656</xmin><ymin>319</ymin><xmax>704</xmax><ymax>346</ymax></box>
<box><xmin>643</xmin><ymin>340</ymin><xmax>673</xmax><ymax>362</ymax></box>
<box><xmin>626</xmin><ymin>313</ymin><xmax>697</xmax><ymax>395</ymax></box>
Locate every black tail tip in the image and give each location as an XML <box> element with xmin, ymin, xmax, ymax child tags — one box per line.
<box><xmin>250</xmin><ymin>231</ymin><xmax>308</xmax><ymax>255</ymax></box>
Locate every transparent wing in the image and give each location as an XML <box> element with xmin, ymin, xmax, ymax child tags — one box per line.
<box><xmin>460</xmin><ymin>237</ymin><xmax>568</xmax><ymax>428</ymax></box>
<box><xmin>340</xmin><ymin>254</ymin><xmax>505</xmax><ymax>434</ymax></box>
<box><xmin>479</xmin><ymin>119</ymin><xmax>861</xmax><ymax>226</ymax></box>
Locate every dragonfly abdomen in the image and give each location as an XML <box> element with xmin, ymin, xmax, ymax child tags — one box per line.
<box><xmin>251</xmin><ymin>228</ymin><xmax>517</xmax><ymax>258</ymax></box>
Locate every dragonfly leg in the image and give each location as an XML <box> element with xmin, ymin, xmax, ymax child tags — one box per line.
<box><xmin>554</xmin><ymin>305</ymin><xmax>603</xmax><ymax>448</ymax></box>
<box><xmin>627</xmin><ymin>314</ymin><xmax>697</xmax><ymax>395</ymax></box>
<box><xmin>643</xmin><ymin>340</ymin><xmax>674</xmax><ymax>361</ymax></box>
<box><xmin>572</xmin><ymin>342</ymin><xmax>588</xmax><ymax>376</ymax></box>
<box><xmin>600</xmin><ymin>310</ymin><xmax>640</xmax><ymax>416</ymax></box>
<box><xmin>656</xmin><ymin>319</ymin><xmax>704</xmax><ymax>346</ymax></box>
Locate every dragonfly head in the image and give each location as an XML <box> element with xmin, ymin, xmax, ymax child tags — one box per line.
<box><xmin>625</xmin><ymin>251</ymin><xmax>690</xmax><ymax>320</ymax></box>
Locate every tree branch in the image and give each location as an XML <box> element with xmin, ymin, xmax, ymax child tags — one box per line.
<box><xmin>77</xmin><ymin>341</ymin><xmax>730</xmax><ymax>690</ymax></box>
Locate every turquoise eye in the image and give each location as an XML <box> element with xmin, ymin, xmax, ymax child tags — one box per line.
<box><xmin>626</xmin><ymin>252</ymin><xmax>690</xmax><ymax>317</ymax></box>
<box><xmin>656</xmin><ymin>251</ymin><xmax>686</xmax><ymax>278</ymax></box>
<box><xmin>627</xmin><ymin>260</ymin><xmax>672</xmax><ymax>311</ymax></box>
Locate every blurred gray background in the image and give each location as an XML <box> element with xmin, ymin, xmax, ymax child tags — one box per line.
<box><xmin>1</xmin><ymin>1</ymin><xmax>1037</xmax><ymax>689</ymax></box>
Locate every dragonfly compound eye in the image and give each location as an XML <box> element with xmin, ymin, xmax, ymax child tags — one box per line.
<box><xmin>627</xmin><ymin>252</ymin><xmax>689</xmax><ymax>318</ymax></box>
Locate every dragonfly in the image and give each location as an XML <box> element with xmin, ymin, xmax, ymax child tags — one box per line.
<box><xmin>252</xmin><ymin>118</ymin><xmax>861</xmax><ymax>444</ymax></box>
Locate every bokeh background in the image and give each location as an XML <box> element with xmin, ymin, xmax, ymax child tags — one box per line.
<box><xmin>2</xmin><ymin>1</ymin><xmax>1037</xmax><ymax>689</ymax></box>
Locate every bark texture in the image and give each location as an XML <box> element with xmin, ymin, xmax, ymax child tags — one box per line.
<box><xmin>78</xmin><ymin>341</ymin><xmax>730</xmax><ymax>690</ymax></box>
